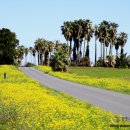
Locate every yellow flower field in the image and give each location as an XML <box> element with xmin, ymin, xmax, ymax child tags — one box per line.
<box><xmin>0</xmin><ymin>65</ymin><xmax>128</xmax><ymax>129</ymax></box>
<box><xmin>35</xmin><ymin>66</ymin><xmax>130</xmax><ymax>94</ymax></box>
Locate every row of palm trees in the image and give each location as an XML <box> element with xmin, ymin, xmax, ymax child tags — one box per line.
<box><xmin>17</xmin><ymin>19</ymin><xmax>128</xmax><ymax>67</ymax></box>
<box><xmin>16</xmin><ymin>39</ymin><xmax>68</xmax><ymax>65</ymax></box>
<box><xmin>61</xmin><ymin>19</ymin><xmax>128</xmax><ymax>66</ymax></box>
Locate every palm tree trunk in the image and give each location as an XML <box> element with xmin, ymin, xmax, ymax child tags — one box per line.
<box><xmin>95</xmin><ymin>38</ymin><xmax>97</xmax><ymax>66</ymax></box>
<box><xmin>83</xmin><ymin>38</ymin><xmax>85</xmax><ymax>59</ymax></box>
<box><xmin>109</xmin><ymin>44</ymin><xmax>111</xmax><ymax>56</ymax></box>
<box><xmin>111</xmin><ymin>44</ymin><xmax>113</xmax><ymax>56</ymax></box>
<box><xmin>40</xmin><ymin>53</ymin><xmax>43</xmax><ymax>65</ymax></box>
<box><xmin>116</xmin><ymin>49</ymin><xmax>118</xmax><ymax>58</ymax></box>
<box><xmin>121</xmin><ymin>47</ymin><xmax>124</xmax><ymax>54</ymax></box>
<box><xmin>38</xmin><ymin>51</ymin><xmax>40</xmax><ymax>65</ymax></box>
<box><xmin>69</xmin><ymin>40</ymin><xmax>72</xmax><ymax>63</ymax></box>
<box><xmin>85</xmin><ymin>41</ymin><xmax>89</xmax><ymax>58</ymax></box>
<box><xmin>49</xmin><ymin>52</ymin><xmax>51</xmax><ymax>66</ymax></box>
<box><xmin>67</xmin><ymin>40</ymin><xmax>69</xmax><ymax>61</ymax></box>
<box><xmin>79</xmin><ymin>41</ymin><xmax>82</xmax><ymax>62</ymax></box>
<box><xmin>109</xmin><ymin>42</ymin><xmax>113</xmax><ymax>56</ymax></box>
<box><xmin>38</xmin><ymin>52</ymin><xmax>39</xmax><ymax>65</ymax></box>
<box><xmin>103</xmin><ymin>42</ymin><xmax>105</xmax><ymax>62</ymax></box>
<box><xmin>106</xmin><ymin>47</ymin><xmax>107</xmax><ymax>58</ymax></box>
<box><xmin>83</xmin><ymin>38</ymin><xmax>86</xmax><ymax>66</ymax></box>
<box><xmin>101</xmin><ymin>43</ymin><xmax>102</xmax><ymax>59</ymax></box>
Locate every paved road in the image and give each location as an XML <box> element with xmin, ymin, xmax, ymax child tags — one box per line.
<box><xmin>19</xmin><ymin>67</ymin><xmax>130</xmax><ymax>116</ymax></box>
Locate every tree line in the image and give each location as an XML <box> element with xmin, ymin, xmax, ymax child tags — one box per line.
<box><xmin>61</xmin><ymin>19</ymin><xmax>128</xmax><ymax>67</ymax></box>
<box><xmin>0</xmin><ymin>19</ymin><xmax>129</xmax><ymax>68</ymax></box>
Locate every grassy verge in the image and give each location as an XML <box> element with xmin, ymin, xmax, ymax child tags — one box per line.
<box><xmin>35</xmin><ymin>66</ymin><xmax>130</xmax><ymax>95</ymax></box>
<box><xmin>0</xmin><ymin>65</ymin><xmax>124</xmax><ymax>129</ymax></box>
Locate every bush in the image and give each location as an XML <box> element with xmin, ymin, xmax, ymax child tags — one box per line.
<box><xmin>70</xmin><ymin>61</ymin><xmax>77</xmax><ymax>67</ymax></box>
<box><xmin>116</xmin><ymin>53</ymin><xmax>129</xmax><ymax>68</ymax></box>
<box><xmin>50</xmin><ymin>51</ymin><xmax>68</xmax><ymax>72</ymax></box>
<box><xmin>78</xmin><ymin>57</ymin><xmax>90</xmax><ymax>66</ymax></box>
<box><xmin>96</xmin><ymin>58</ymin><xmax>104</xmax><ymax>67</ymax></box>
<box><xmin>24</xmin><ymin>62</ymin><xmax>36</xmax><ymax>67</ymax></box>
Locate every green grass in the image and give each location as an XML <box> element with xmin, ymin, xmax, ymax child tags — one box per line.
<box><xmin>69</xmin><ymin>67</ymin><xmax>130</xmax><ymax>81</ymax></box>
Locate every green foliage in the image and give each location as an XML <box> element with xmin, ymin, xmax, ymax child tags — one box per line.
<box><xmin>78</xmin><ymin>57</ymin><xmax>90</xmax><ymax>66</ymax></box>
<box><xmin>51</xmin><ymin>51</ymin><xmax>68</xmax><ymax>72</ymax></box>
<box><xmin>70</xmin><ymin>61</ymin><xmax>77</xmax><ymax>66</ymax></box>
<box><xmin>24</xmin><ymin>62</ymin><xmax>36</xmax><ymax>67</ymax></box>
<box><xmin>96</xmin><ymin>58</ymin><xmax>104</xmax><ymax>67</ymax></box>
<box><xmin>116</xmin><ymin>53</ymin><xmax>129</xmax><ymax>68</ymax></box>
<box><xmin>0</xmin><ymin>28</ymin><xmax>19</xmax><ymax>64</ymax></box>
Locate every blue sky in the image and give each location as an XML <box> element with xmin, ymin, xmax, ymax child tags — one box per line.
<box><xmin>0</xmin><ymin>0</ymin><xmax>130</xmax><ymax>62</ymax></box>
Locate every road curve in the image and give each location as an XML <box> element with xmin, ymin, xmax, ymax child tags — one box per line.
<box><xmin>19</xmin><ymin>67</ymin><xmax>130</xmax><ymax>116</ymax></box>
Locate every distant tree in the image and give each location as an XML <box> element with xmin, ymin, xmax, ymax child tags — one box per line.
<box><xmin>34</xmin><ymin>38</ymin><xmax>44</xmax><ymax>65</ymax></box>
<box><xmin>16</xmin><ymin>45</ymin><xmax>25</xmax><ymax>65</ymax></box>
<box><xmin>118</xmin><ymin>32</ymin><xmax>128</xmax><ymax>54</ymax></box>
<box><xmin>32</xmin><ymin>48</ymin><xmax>36</xmax><ymax>65</ymax></box>
<box><xmin>94</xmin><ymin>25</ymin><xmax>99</xmax><ymax>66</ymax></box>
<box><xmin>0</xmin><ymin>28</ymin><xmax>19</xmax><ymax>64</ymax></box>
<box><xmin>24</xmin><ymin>48</ymin><xmax>28</xmax><ymax>64</ymax></box>
<box><xmin>29</xmin><ymin>47</ymin><xmax>33</xmax><ymax>63</ymax></box>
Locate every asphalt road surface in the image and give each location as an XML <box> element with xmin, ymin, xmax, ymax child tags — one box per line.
<box><xmin>19</xmin><ymin>67</ymin><xmax>130</xmax><ymax>116</ymax></box>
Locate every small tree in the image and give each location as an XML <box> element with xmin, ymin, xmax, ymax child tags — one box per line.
<box><xmin>51</xmin><ymin>51</ymin><xmax>69</xmax><ymax>72</ymax></box>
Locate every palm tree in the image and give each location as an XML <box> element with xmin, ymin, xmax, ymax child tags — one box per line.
<box><xmin>17</xmin><ymin>45</ymin><xmax>25</xmax><ymax>65</ymax></box>
<box><xmin>115</xmin><ymin>37</ymin><xmax>120</xmax><ymax>58</ymax></box>
<box><xmin>54</xmin><ymin>40</ymin><xmax>61</xmax><ymax>52</ymax></box>
<box><xmin>32</xmin><ymin>48</ymin><xmax>36</xmax><ymax>64</ymax></box>
<box><xmin>61</xmin><ymin>21</ymin><xmax>73</xmax><ymax>61</ymax></box>
<box><xmin>109</xmin><ymin>22</ymin><xmax>118</xmax><ymax>56</ymax></box>
<box><xmin>118</xmin><ymin>32</ymin><xmax>128</xmax><ymax>54</ymax></box>
<box><xmin>34</xmin><ymin>38</ymin><xmax>44</xmax><ymax>65</ymax></box>
<box><xmin>98</xmin><ymin>21</ymin><xmax>110</xmax><ymax>62</ymax></box>
<box><xmin>24</xmin><ymin>48</ymin><xmax>28</xmax><ymax>64</ymax></box>
<box><xmin>84</xmin><ymin>19</ymin><xmax>94</xmax><ymax>59</ymax></box>
<box><xmin>47</xmin><ymin>41</ymin><xmax>54</xmax><ymax>65</ymax></box>
<box><xmin>29</xmin><ymin>47</ymin><xmax>33</xmax><ymax>64</ymax></box>
<box><xmin>94</xmin><ymin>25</ymin><xmax>99</xmax><ymax>66</ymax></box>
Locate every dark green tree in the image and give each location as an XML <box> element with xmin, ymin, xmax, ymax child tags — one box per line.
<box><xmin>0</xmin><ymin>28</ymin><xmax>19</xmax><ymax>64</ymax></box>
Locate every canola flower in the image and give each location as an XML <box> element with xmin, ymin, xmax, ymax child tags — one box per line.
<box><xmin>0</xmin><ymin>65</ymin><xmax>128</xmax><ymax>129</ymax></box>
<box><xmin>35</xmin><ymin>66</ymin><xmax>130</xmax><ymax>94</ymax></box>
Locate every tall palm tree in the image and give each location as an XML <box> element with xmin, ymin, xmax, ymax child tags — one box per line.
<box><xmin>115</xmin><ymin>39</ymin><xmax>120</xmax><ymax>58</ymax></box>
<box><xmin>109</xmin><ymin>22</ymin><xmax>118</xmax><ymax>56</ymax></box>
<box><xmin>98</xmin><ymin>21</ymin><xmax>110</xmax><ymax>62</ymax></box>
<box><xmin>34</xmin><ymin>38</ymin><xmax>44</xmax><ymax>65</ymax></box>
<box><xmin>94</xmin><ymin>25</ymin><xmax>99</xmax><ymax>66</ymax></box>
<box><xmin>118</xmin><ymin>32</ymin><xmax>128</xmax><ymax>54</ymax></box>
<box><xmin>61</xmin><ymin>21</ymin><xmax>73</xmax><ymax>60</ymax></box>
<box><xmin>47</xmin><ymin>41</ymin><xmax>54</xmax><ymax>65</ymax></box>
<box><xmin>84</xmin><ymin>19</ymin><xmax>94</xmax><ymax>59</ymax></box>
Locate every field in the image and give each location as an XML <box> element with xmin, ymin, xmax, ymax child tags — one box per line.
<box><xmin>0</xmin><ymin>65</ymin><xmax>123</xmax><ymax>130</ymax></box>
<box><xmin>35</xmin><ymin>66</ymin><xmax>130</xmax><ymax>94</ymax></box>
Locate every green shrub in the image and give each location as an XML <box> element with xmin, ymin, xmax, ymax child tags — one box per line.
<box><xmin>24</xmin><ymin>62</ymin><xmax>36</xmax><ymax>67</ymax></box>
<box><xmin>50</xmin><ymin>51</ymin><xmax>69</xmax><ymax>72</ymax></box>
<box><xmin>116</xmin><ymin>53</ymin><xmax>129</xmax><ymax>68</ymax></box>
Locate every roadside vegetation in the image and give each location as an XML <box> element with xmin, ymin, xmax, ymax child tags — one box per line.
<box><xmin>35</xmin><ymin>66</ymin><xmax>130</xmax><ymax>94</ymax></box>
<box><xmin>0</xmin><ymin>65</ymin><xmax>123</xmax><ymax>130</ymax></box>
